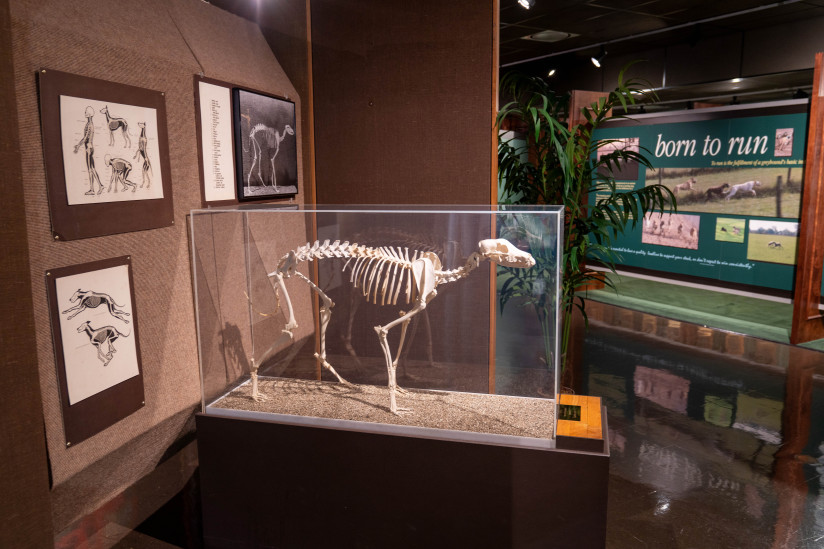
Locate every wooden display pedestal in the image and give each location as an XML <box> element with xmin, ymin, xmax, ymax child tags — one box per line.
<box><xmin>196</xmin><ymin>404</ymin><xmax>610</xmax><ymax>548</ymax></box>
<box><xmin>557</xmin><ymin>394</ymin><xmax>607</xmax><ymax>453</ymax></box>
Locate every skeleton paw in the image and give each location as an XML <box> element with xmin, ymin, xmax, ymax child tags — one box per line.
<box><xmin>392</xmin><ymin>407</ymin><xmax>413</xmax><ymax>416</ymax></box>
<box><xmin>251</xmin><ymin>392</ymin><xmax>269</xmax><ymax>402</ymax></box>
<box><xmin>396</xmin><ymin>386</ymin><xmax>410</xmax><ymax>396</ymax></box>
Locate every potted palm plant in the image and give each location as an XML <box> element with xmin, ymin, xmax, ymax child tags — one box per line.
<box><xmin>495</xmin><ymin>66</ymin><xmax>675</xmax><ymax>388</ymax></box>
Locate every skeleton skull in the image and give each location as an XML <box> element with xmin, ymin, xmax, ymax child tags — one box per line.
<box><xmin>478</xmin><ymin>238</ymin><xmax>536</xmax><ymax>268</ymax></box>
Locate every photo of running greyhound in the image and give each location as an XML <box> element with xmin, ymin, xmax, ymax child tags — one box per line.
<box><xmin>645</xmin><ymin>166</ymin><xmax>802</xmax><ymax>218</ymax></box>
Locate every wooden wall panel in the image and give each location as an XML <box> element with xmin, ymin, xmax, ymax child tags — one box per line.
<box><xmin>311</xmin><ymin>0</ymin><xmax>496</xmax><ymax>205</ymax></box>
<box><xmin>0</xmin><ymin>0</ymin><xmax>53</xmax><ymax>545</ymax></box>
<box><xmin>791</xmin><ymin>52</ymin><xmax>824</xmax><ymax>343</ymax></box>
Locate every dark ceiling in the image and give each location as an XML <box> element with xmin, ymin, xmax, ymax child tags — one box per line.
<box><xmin>500</xmin><ymin>0</ymin><xmax>824</xmax><ymax>109</ymax></box>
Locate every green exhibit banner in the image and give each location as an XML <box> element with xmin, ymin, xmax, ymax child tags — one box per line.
<box><xmin>592</xmin><ymin>100</ymin><xmax>810</xmax><ymax>292</ymax></box>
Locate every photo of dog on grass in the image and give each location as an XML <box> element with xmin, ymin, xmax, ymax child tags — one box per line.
<box><xmin>746</xmin><ymin>219</ymin><xmax>798</xmax><ymax>265</ymax></box>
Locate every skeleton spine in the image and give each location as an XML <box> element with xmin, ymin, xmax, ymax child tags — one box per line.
<box><xmin>277</xmin><ymin>240</ymin><xmax>419</xmax><ymax>305</ymax></box>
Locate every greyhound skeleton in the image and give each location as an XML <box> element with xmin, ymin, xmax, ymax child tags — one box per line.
<box><xmin>77</xmin><ymin>321</ymin><xmax>129</xmax><ymax>367</ymax></box>
<box><xmin>253</xmin><ymin>238</ymin><xmax>535</xmax><ymax>415</ymax></box>
<box><xmin>100</xmin><ymin>105</ymin><xmax>131</xmax><ymax>148</ymax></box>
<box><xmin>246</xmin><ymin>123</ymin><xmax>294</xmax><ymax>190</ymax></box>
<box><xmin>104</xmin><ymin>155</ymin><xmax>137</xmax><ymax>193</ymax></box>
<box><xmin>133</xmin><ymin>122</ymin><xmax>153</xmax><ymax>188</ymax></box>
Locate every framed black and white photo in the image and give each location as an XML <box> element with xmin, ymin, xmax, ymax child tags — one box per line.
<box><xmin>38</xmin><ymin>69</ymin><xmax>174</xmax><ymax>240</ymax></box>
<box><xmin>46</xmin><ymin>256</ymin><xmax>145</xmax><ymax>446</ymax></box>
<box><xmin>233</xmin><ymin>87</ymin><xmax>298</xmax><ymax>201</ymax></box>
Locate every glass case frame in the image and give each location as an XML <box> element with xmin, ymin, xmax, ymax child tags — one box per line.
<box><xmin>190</xmin><ymin>204</ymin><xmax>563</xmax><ymax>446</ymax></box>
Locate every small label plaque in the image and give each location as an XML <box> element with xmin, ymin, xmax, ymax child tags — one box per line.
<box><xmin>558</xmin><ymin>404</ymin><xmax>581</xmax><ymax>421</ymax></box>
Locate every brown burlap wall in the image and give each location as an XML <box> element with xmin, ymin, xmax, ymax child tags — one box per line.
<box><xmin>10</xmin><ymin>0</ymin><xmax>304</xmax><ymax>528</ymax></box>
<box><xmin>311</xmin><ymin>0</ymin><xmax>495</xmax><ymax>205</ymax></box>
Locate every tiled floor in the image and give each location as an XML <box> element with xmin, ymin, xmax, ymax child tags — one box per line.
<box><xmin>111</xmin><ymin>305</ymin><xmax>824</xmax><ymax>548</ymax></box>
<box><xmin>584</xmin><ymin>320</ymin><xmax>824</xmax><ymax>549</ymax></box>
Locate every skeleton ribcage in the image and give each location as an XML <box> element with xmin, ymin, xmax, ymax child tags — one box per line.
<box><xmin>84</xmin><ymin>296</ymin><xmax>103</xmax><ymax>308</ymax></box>
<box><xmin>279</xmin><ymin>240</ymin><xmax>435</xmax><ymax>306</ymax></box>
<box><xmin>343</xmin><ymin>247</ymin><xmax>418</xmax><ymax>306</ymax></box>
<box><xmin>264</xmin><ymin>127</ymin><xmax>276</xmax><ymax>148</ymax></box>
<box><xmin>93</xmin><ymin>330</ymin><xmax>115</xmax><ymax>344</ymax></box>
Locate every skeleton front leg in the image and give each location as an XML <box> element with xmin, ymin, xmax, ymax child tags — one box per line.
<box><xmin>108</xmin><ymin>169</ymin><xmax>117</xmax><ymax>193</ymax></box>
<box><xmin>62</xmin><ymin>304</ymin><xmax>83</xmax><ymax>319</ymax></box>
<box><xmin>375</xmin><ymin>301</ymin><xmax>428</xmax><ymax>415</ymax></box>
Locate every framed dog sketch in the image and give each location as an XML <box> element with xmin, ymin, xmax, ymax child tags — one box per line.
<box><xmin>194</xmin><ymin>76</ymin><xmax>237</xmax><ymax>206</ymax></box>
<box><xmin>233</xmin><ymin>87</ymin><xmax>298</xmax><ymax>201</ymax></box>
<box><xmin>38</xmin><ymin>69</ymin><xmax>173</xmax><ymax>240</ymax></box>
<box><xmin>46</xmin><ymin>256</ymin><xmax>144</xmax><ymax>446</ymax></box>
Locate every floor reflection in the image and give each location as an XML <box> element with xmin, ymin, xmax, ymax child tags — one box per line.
<box><xmin>582</xmin><ymin>319</ymin><xmax>824</xmax><ymax>549</ymax></box>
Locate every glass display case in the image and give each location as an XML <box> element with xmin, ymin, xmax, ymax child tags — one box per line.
<box><xmin>190</xmin><ymin>204</ymin><xmax>563</xmax><ymax>447</ymax></box>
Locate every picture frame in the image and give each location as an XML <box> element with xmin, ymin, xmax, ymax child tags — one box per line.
<box><xmin>38</xmin><ymin>69</ymin><xmax>174</xmax><ymax>241</ymax></box>
<box><xmin>194</xmin><ymin>75</ymin><xmax>238</xmax><ymax>206</ymax></box>
<box><xmin>233</xmin><ymin>87</ymin><xmax>298</xmax><ymax>201</ymax></box>
<box><xmin>46</xmin><ymin>256</ymin><xmax>145</xmax><ymax>446</ymax></box>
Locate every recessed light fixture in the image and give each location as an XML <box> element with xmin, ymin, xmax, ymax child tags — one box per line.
<box><xmin>522</xmin><ymin>30</ymin><xmax>579</xmax><ymax>43</ymax></box>
<box><xmin>591</xmin><ymin>46</ymin><xmax>607</xmax><ymax>68</ymax></box>
<box><xmin>731</xmin><ymin>77</ymin><xmax>743</xmax><ymax>83</ymax></box>
<box><xmin>518</xmin><ymin>0</ymin><xmax>535</xmax><ymax>8</ymax></box>
<box><xmin>547</xmin><ymin>68</ymin><xmax>556</xmax><ymax>77</ymax></box>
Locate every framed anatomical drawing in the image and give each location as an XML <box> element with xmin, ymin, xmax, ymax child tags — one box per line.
<box><xmin>233</xmin><ymin>87</ymin><xmax>298</xmax><ymax>201</ymax></box>
<box><xmin>38</xmin><ymin>69</ymin><xmax>173</xmax><ymax>240</ymax></box>
<box><xmin>46</xmin><ymin>256</ymin><xmax>144</xmax><ymax>446</ymax></box>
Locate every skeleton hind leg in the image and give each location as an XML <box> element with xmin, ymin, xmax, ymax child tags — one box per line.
<box><xmin>293</xmin><ymin>272</ymin><xmax>349</xmax><ymax>384</ymax></box>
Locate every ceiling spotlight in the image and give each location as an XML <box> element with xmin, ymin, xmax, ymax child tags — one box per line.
<box><xmin>547</xmin><ymin>68</ymin><xmax>556</xmax><ymax>77</ymax></box>
<box><xmin>518</xmin><ymin>0</ymin><xmax>535</xmax><ymax>8</ymax></box>
<box><xmin>591</xmin><ymin>46</ymin><xmax>607</xmax><ymax>68</ymax></box>
<box><xmin>731</xmin><ymin>77</ymin><xmax>743</xmax><ymax>84</ymax></box>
